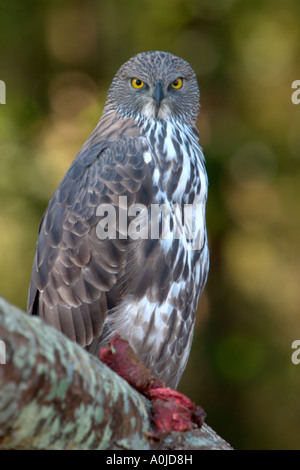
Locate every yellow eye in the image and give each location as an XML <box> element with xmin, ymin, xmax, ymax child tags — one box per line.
<box><xmin>172</xmin><ymin>78</ymin><xmax>183</xmax><ymax>89</ymax></box>
<box><xmin>131</xmin><ymin>78</ymin><xmax>144</xmax><ymax>89</ymax></box>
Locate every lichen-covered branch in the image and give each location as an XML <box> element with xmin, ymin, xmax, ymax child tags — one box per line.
<box><xmin>0</xmin><ymin>297</ymin><xmax>232</xmax><ymax>450</ymax></box>
<box><xmin>0</xmin><ymin>297</ymin><xmax>151</xmax><ymax>450</ymax></box>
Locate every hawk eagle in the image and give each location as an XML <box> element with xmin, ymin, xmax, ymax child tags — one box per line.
<box><xmin>27</xmin><ymin>51</ymin><xmax>209</xmax><ymax>389</ymax></box>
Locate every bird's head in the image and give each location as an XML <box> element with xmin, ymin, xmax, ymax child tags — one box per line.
<box><xmin>105</xmin><ymin>51</ymin><xmax>200</xmax><ymax>125</ymax></box>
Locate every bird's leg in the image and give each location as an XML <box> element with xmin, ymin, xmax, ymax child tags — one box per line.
<box><xmin>99</xmin><ymin>333</ymin><xmax>206</xmax><ymax>437</ymax></box>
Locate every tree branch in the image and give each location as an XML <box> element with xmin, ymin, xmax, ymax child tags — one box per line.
<box><xmin>0</xmin><ymin>296</ymin><xmax>232</xmax><ymax>450</ymax></box>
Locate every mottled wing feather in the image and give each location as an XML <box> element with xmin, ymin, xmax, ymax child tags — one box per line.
<box><xmin>27</xmin><ymin>136</ymin><xmax>154</xmax><ymax>348</ymax></box>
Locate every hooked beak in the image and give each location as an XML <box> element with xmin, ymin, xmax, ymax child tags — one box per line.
<box><xmin>152</xmin><ymin>80</ymin><xmax>164</xmax><ymax>107</ymax></box>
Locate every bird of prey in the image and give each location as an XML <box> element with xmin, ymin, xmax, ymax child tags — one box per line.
<box><xmin>27</xmin><ymin>51</ymin><xmax>209</xmax><ymax>389</ymax></box>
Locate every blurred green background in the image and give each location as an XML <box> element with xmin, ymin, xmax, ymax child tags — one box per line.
<box><xmin>1</xmin><ymin>0</ymin><xmax>300</xmax><ymax>450</ymax></box>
